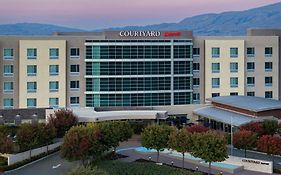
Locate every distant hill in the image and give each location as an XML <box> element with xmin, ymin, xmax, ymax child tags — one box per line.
<box><xmin>1</xmin><ymin>2</ymin><xmax>281</xmax><ymax>36</ymax></box>
<box><xmin>0</xmin><ymin>23</ymin><xmax>84</xmax><ymax>35</ymax></box>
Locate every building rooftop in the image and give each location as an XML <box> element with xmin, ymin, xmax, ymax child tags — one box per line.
<box><xmin>193</xmin><ymin>106</ymin><xmax>260</xmax><ymax>126</ymax></box>
<box><xmin>208</xmin><ymin>96</ymin><xmax>281</xmax><ymax>112</ymax></box>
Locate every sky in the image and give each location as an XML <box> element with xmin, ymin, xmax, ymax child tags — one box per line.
<box><xmin>0</xmin><ymin>0</ymin><xmax>281</xmax><ymax>30</ymax></box>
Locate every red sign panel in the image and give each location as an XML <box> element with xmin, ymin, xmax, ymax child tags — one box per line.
<box><xmin>164</xmin><ymin>32</ymin><xmax>181</xmax><ymax>37</ymax></box>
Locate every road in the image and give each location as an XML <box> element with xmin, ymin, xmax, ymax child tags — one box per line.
<box><xmin>4</xmin><ymin>152</ymin><xmax>78</xmax><ymax>175</ymax></box>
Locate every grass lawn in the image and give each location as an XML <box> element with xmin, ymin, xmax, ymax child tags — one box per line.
<box><xmin>68</xmin><ymin>160</ymin><xmax>202</xmax><ymax>175</ymax></box>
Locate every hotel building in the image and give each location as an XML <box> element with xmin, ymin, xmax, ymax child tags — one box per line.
<box><xmin>0</xmin><ymin>29</ymin><xmax>280</xmax><ymax>112</ymax></box>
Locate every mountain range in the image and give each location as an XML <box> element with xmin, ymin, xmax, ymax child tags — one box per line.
<box><xmin>1</xmin><ymin>2</ymin><xmax>281</xmax><ymax>36</ymax></box>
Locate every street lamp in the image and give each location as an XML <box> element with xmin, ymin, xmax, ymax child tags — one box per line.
<box><xmin>0</xmin><ymin>114</ymin><xmax>4</xmax><ymax>125</ymax></box>
<box><xmin>15</xmin><ymin>114</ymin><xmax>21</xmax><ymax>125</ymax></box>
<box><xmin>32</xmin><ymin>113</ymin><xmax>38</xmax><ymax>124</ymax></box>
<box><xmin>230</xmin><ymin>116</ymin><xmax>233</xmax><ymax>156</ymax></box>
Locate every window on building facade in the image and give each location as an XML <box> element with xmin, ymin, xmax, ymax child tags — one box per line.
<box><xmin>27</xmin><ymin>48</ymin><xmax>37</xmax><ymax>59</ymax></box>
<box><xmin>212</xmin><ymin>78</ymin><xmax>220</xmax><ymax>88</ymax></box>
<box><xmin>70</xmin><ymin>48</ymin><xmax>80</xmax><ymax>58</ymax></box>
<box><xmin>3</xmin><ymin>98</ymin><xmax>13</xmax><ymax>109</ymax></box>
<box><xmin>230</xmin><ymin>62</ymin><xmax>238</xmax><ymax>73</ymax></box>
<box><xmin>49</xmin><ymin>65</ymin><xmax>59</xmax><ymax>76</ymax></box>
<box><xmin>3</xmin><ymin>48</ymin><xmax>14</xmax><ymax>59</ymax></box>
<box><xmin>265</xmin><ymin>62</ymin><xmax>272</xmax><ymax>72</ymax></box>
<box><xmin>27</xmin><ymin>65</ymin><xmax>37</xmax><ymax>76</ymax></box>
<box><xmin>70</xmin><ymin>97</ymin><xmax>80</xmax><ymax>107</ymax></box>
<box><xmin>3</xmin><ymin>82</ymin><xmax>13</xmax><ymax>93</ymax></box>
<box><xmin>265</xmin><ymin>77</ymin><xmax>272</xmax><ymax>86</ymax></box>
<box><xmin>247</xmin><ymin>47</ymin><xmax>255</xmax><ymax>57</ymax></box>
<box><xmin>212</xmin><ymin>93</ymin><xmax>220</xmax><ymax>97</ymax></box>
<box><xmin>193</xmin><ymin>93</ymin><xmax>200</xmax><ymax>102</ymax></box>
<box><xmin>70</xmin><ymin>65</ymin><xmax>80</xmax><ymax>75</ymax></box>
<box><xmin>49</xmin><ymin>98</ymin><xmax>59</xmax><ymax>108</ymax></box>
<box><xmin>193</xmin><ymin>63</ymin><xmax>200</xmax><ymax>72</ymax></box>
<box><xmin>230</xmin><ymin>92</ymin><xmax>238</xmax><ymax>96</ymax></box>
<box><xmin>230</xmin><ymin>77</ymin><xmax>238</xmax><ymax>88</ymax></box>
<box><xmin>247</xmin><ymin>62</ymin><xmax>255</xmax><ymax>72</ymax></box>
<box><xmin>230</xmin><ymin>48</ymin><xmax>238</xmax><ymax>58</ymax></box>
<box><xmin>265</xmin><ymin>47</ymin><xmax>272</xmax><ymax>57</ymax></box>
<box><xmin>212</xmin><ymin>63</ymin><xmax>220</xmax><ymax>73</ymax></box>
<box><xmin>27</xmin><ymin>82</ymin><xmax>37</xmax><ymax>93</ymax></box>
<box><xmin>3</xmin><ymin>65</ymin><xmax>13</xmax><ymax>77</ymax></box>
<box><xmin>212</xmin><ymin>47</ymin><xmax>220</xmax><ymax>58</ymax></box>
<box><xmin>27</xmin><ymin>98</ymin><xmax>37</xmax><ymax>108</ymax></box>
<box><xmin>49</xmin><ymin>48</ymin><xmax>59</xmax><ymax>59</ymax></box>
<box><xmin>70</xmin><ymin>80</ymin><xmax>80</xmax><ymax>90</ymax></box>
<box><xmin>265</xmin><ymin>91</ymin><xmax>273</xmax><ymax>99</ymax></box>
<box><xmin>247</xmin><ymin>92</ymin><xmax>255</xmax><ymax>96</ymax></box>
<box><xmin>49</xmin><ymin>81</ymin><xmax>59</xmax><ymax>92</ymax></box>
<box><xmin>193</xmin><ymin>78</ymin><xmax>200</xmax><ymax>87</ymax></box>
<box><xmin>247</xmin><ymin>77</ymin><xmax>255</xmax><ymax>87</ymax></box>
<box><xmin>193</xmin><ymin>48</ymin><xmax>200</xmax><ymax>56</ymax></box>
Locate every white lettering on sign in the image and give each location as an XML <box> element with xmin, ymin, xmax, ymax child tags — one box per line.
<box><xmin>119</xmin><ymin>31</ymin><xmax>161</xmax><ymax>37</ymax></box>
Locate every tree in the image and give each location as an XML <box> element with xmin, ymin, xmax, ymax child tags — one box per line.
<box><xmin>240</xmin><ymin>122</ymin><xmax>264</xmax><ymax>136</ymax></box>
<box><xmin>47</xmin><ymin>109</ymin><xmax>78</xmax><ymax>138</ymax></box>
<box><xmin>168</xmin><ymin>128</ymin><xmax>192</xmax><ymax>168</ymax></box>
<box><xmin>61</xmin><ymin>125</ymin><xmax>92</xmax><ymax>166</ymax></box>
<box><xmin>39</xmin><ymin>125</ymin><xmax>56</xmax><ymax>152</ymax></box>
<box><xmin>141</xmin><ymin>125</ymin><xmax>173</xmax><ymax>162</ymax></box>
<box><xmin>186</xmin><ymin>125</ymin><xmax>209</xmax><ymax>134</ymax></box>
<box><xmin>0</xmin><ymin>132</ymin><xmax>14</xmax><ymax>153</ymax></box>
<box><xmin>191</xmin><ymin>131</ymin><xmax>228</xmax><ymax>175</ymax></box>
<box><xmin>257</xmin><ymin>135</ymin><xmax>281</xmax><ymax>163</ymax></box>
<box><xmin>262</xmin><ymin>120</ymin><xmax>278</xmax><ymax>135</ymax></box>
<box><xmin>233</xmin><ymin>130</ymin><xmax>257</xmax><ymax>157</ymax></box>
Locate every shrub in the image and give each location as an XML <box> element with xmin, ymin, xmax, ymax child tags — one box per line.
<box><xmin>262</xmin><ymin>120</ymin><xmax>278</xmax><ymax>135</ymax></box>
<box><xmin>47</xmin><ymin>109</ymin><xmax>78</xmax><ymax>138</ymax></box>
<box><xmin>186</xmin><ymin>125</ymin><xmax>209</xmax><ymax>134</ymax></box>
<box><xmin>257</xmin><ymin>135</ymin><xmax>281</xmax><ymax>156</ymax></box>
<box><xmin>233</xmin><ymin>130</ymin><xmax>257</xmax><ymax>157</ymax></box>
<box><xmin>240</xmin><ymin>122</ymin><xmax>264</xmax><ymax>136</ymax></box>
<box><xmin>0</xmin><ymin>132</ymin><xmax>14</xmax><ymax>154</ymax></box>
<box><xmin>67</xmin><ymin>166</ymin><xmax>109</xmax><ymax>175</ymax></box>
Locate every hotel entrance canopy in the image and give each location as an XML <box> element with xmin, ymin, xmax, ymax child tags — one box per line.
<box><xmin>71</xmin><ymin>108</ymin><xmax>168</xmax><ymax>122</ymax></box>
<box><xmin>193</xmin><ymin>106</ymin><xmax>260</xmax><ymax>126</ymax></box>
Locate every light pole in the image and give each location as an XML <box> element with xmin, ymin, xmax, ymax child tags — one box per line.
<box><xmin>230</xmin><ymin>116</ymin><xmax>233</xmax><ymax>156</ymax></box>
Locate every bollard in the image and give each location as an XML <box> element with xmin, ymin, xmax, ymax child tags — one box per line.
<box><xmin>148</xmin><ymin>156</ymin><xmax>152</xmax><ymax>161</ymax></box>
<box><xmin>171</xmin><ymin>161</ymin><xmax>174</xmax><ymax>167</ymax></box>
<box><xmin>220</xmin><ymin>171</ymin><xmax>223</xmax><ymax>175</ymax></box>
<box><xmin>195</xmin><ymin>166</ymin><xmax>199</xmax><ymax>171</ymax></box>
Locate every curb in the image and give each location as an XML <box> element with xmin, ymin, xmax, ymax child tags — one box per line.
<box><xmin>4</xmin><ymin>151</ymin><xmax>59</xmax><ymax>174</ymax></box>
<box><xmin>228</xmin><ymin>146</ymin><xmax>281</xmax><ymax>158</ymax></box>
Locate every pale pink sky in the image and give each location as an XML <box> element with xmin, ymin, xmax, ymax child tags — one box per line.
<box><xmin>0</xmin><ymin>0</ymin><xmax>280</xmax><ymax>29</ymax></box>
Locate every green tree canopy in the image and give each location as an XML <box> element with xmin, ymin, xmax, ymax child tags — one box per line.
<box><xmin>191</xmin><ymin>131</ymin><xmax>228</xmax><ymax>175</ymax></box>
<box><xmin>262</xmin><ymin>120</ymin><xmax>278</xmax><ymax>135</ymax></box>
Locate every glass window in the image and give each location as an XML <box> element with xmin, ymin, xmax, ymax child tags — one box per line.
<box><xmin>230</xmin><ymin>92</ymin><xmax>238</xmax><ymax>96</ymax></box>
<box><xmin>212</xmin><ymin>93</ymin><xmax>220</xmax><ymax>97</ymax></box>
<box><xmin>265</xmin><ymin>47</ymin><xmax>272</xmax><ymax>57</ymax></box>
<box><xmin>230</xmin><ymin>62</ymin><xmax>238</xmax><ymax>72</ymax></box>
<box><xmin>230</xmin><ymin>77</ymin><xmax>238</xmax><ymax>88</ymax></box>
<box><xmin>3</xmin><ymin>48</ymin><xmax>14</xmax><ymax>59</ymax></box>
<box><xmin>27</xmin><ymin>48</ymin><xmax>37</xmax><ymax>59</ymax></box>
<box><xmin>49</xmin><ymin>48</ymin><xmax>59</xmax><ymax>59</ymax></box>
<box><xmin>265</xmin><ymin>77</ymin><xmax>272</xmax><ymax>86</ymax></box>
<box><xmin>49</xmin><ymin>81</ymin><xmax>59</xmax><ymax>92</ymax></box>
<box><xmin>212</xmin><ymin>47</ymin><xmax>220</xmax><ymax>58</ymax></box>
<box><xmin>70</xmin><ymin>81</ymin><xmax>79</xmax><ymax>90</ymax></box>
<box><xmin>193</xmin><ymin>48</ymin><xmax>200</xmax><ymax>56</ymax></box>
<box><xmin>247</xmin><ymin>48</ymin><xmax>255</xmax><ymax>57</ymax></box>
<box><xmin>247</xmin><ymin>77</ymin><xmax>255</xmax><ymax>86</ymax></box>
<box><xmin>3</xmin><ymin>98</ymin><xmax>13</xmax><ymax>108</ymax></box>
<box><xmin>49</xmin><ymin>65</ymin><xmax>59</xmax><ymax>75</ymax></box>
<box><xmin>193</xmin><ymin>63</ymin><xmax>200</xmax><ymax>72</ymax></box>
<box><xmin>27</xmin><ymin>98</ymin><xmax>37</xmax><ymax>108</ymax></box>
<box><xmin>27</xmin><ymin>82</ymin><xmax>37</xmax><ymax>93</ymax></box>
<box><xmin>212</xmin><ymin>63</ymin><xmax>220</xmax><ymax>73</ymax></box>
<box><xmin>49</xmin><ymin>98</ymin><xmax>59</xmax><ymax>108</ymax></box>
<box><xmin>247</xmin><ymin>92</ymin><xmax>255</xmax><ymax>96</ymax></box>
<box><xmin>247</xmin><ymin>62</ymin><xmax>255</xmax><ymax>72</ymax></box>
<box><xmin>193</xmin><ymin>78</ymin><xmax>200</xmax><ymax>86</ymax></box>
<box><xmin>230</xmin><ymin>48</ymin><xmax>238</xmax><ymax>58</ymax></box>
<box><xmin>265</xmin><ymin>62</ymin><xmax>272</xmax><ymax>72</ymax></box>
<box><xmin>70</xmin><ymin>65</ymin><xmax>80</xmax><ymax>75</ymax></box>
<box><xmin>3</xmin><ymin>65</ymin><xmax>13</xmax><ymax>76</ymax></box>
<box><xmin>70</xmin><ymin>48</ymin><xmax>80</xmax><ymax>58</ymax></box>
<box><xmin>193</xmin><ymin>93</ymin><xmax>200</xmax><ymax>102</ymax></box>
<box><xmin>212</xmin><ymin>78</ymin><xmax>220</xmax><ymax>88</ymax></box>
<box><xmin>70</xmin><ymin>97</ymin><xmax>80</xmax><ymax>106</ymax></box>
<box><xmin>27</xmin><ymin>65</ymin><xmax>37</xmax><ymax>76</ymax></box>
<box><xmin>265</xmin><ymin>91</ymin><xmax>273</xmax><ymax>99</ymax></box>
<box><xmin>3</xmin><ymin>82</ymin><xmax>13</xmax><ymax>93</ymax></box>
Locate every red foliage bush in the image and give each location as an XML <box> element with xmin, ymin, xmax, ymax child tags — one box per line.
<box><xmin>239</xmin><ymin>122</ymin><xmax>264</xmax><ymax>136</ymax></box>
<box><xmin>257</xmin><ymin>135</ymin><xmax>281</xmax><ymax>155</ymax></box>
<box><xmin>186</xmin><ymin>125</ymin><xmax>209</xmax><ymax>134</ymax></box>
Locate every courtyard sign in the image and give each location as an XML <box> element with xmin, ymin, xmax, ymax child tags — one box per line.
<box><xmin>119</xmin><ymin>31</ymin><xmax>161</xmax><ymax>37</ymax></box>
